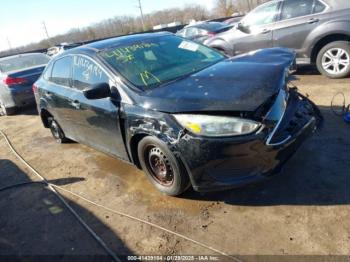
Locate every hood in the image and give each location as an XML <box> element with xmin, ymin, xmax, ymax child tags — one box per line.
<box><xmin>137</xmin><ymin>48</ymin><xmax>295</xmax><ymax>113</ymax></box>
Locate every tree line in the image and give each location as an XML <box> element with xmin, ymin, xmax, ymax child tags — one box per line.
<box><xmin>0</xmin><ymin>0</ymin><xmax>271</xmax><ymax>57</ymax></box>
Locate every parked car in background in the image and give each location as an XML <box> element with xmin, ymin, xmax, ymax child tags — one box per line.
<box><xmin>205</xmin><ymin>0</ymin><xmax>350</xmax><ymax>79</ymax></box>
<box><xmin>47</xmin><ymin>42</ymin><xmax>82</xmax><ymax>57</ymax></box>
<box><xmin>223</xmin><ymin>15</ymin><xmax>244</xmax><ymax>26</ymax></box>
<box><xmin>34</xmin><ymin>32</ymin><xmax>320</xmax><ymax>196</ymax></box>
<box><xmin>0</xmin><ymin>53</ymin><xmax>50</xmax><ymax>115</ymax></box>
<box><xmin>176</xmin><ymin>22</ymin><xmax>233</xmax><ymax>43</ymax></box>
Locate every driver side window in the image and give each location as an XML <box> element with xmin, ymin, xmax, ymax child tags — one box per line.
<box><xmin>72</xmin><ymin>55</ymin><xmax>109</xmax><ymax>90</ymax></box>
<box><xmin>242</xmin><ymin>1</ymin><xmax>279</xmax><ymax>28</ymax></box>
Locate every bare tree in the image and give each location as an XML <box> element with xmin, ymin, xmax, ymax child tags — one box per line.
<box><xmin>213</xmin><ymin>0</ymin><xmax>236</xmax><ymax>17</ymax></box>
<box><xmin>0</xmin><ymin>4</ymin><xmax>212</xmax><ymax>56</ymax></box>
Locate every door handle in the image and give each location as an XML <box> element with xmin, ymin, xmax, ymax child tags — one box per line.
<box><xmin>261</xmin><ymin>28</ymin><xmax>271</xmax><ymax>34</ymax></box>
<box><xmin>308</xmin><ymin>18</ymin><xmax>319</xmax><ymax>24</ymax></box>
<box><xmin>71</xmin><ymin>100</ymin><xmax>81</xmax><ymax>109</ymax></box>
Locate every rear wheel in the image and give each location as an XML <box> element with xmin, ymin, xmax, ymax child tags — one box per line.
<box><xmin>316</xmin><ymin>41</ymin><xmax>350</xmax><ymax>79</ymax></box>
<box><xmin>49</xmin><ymin>118</ymin><xmax>69</xmax><ymax>144</ymax></box>
<box><xmin>137</xmin><ymin>136</ymin><xmax>190</xmax><ymax>196</ymax></box>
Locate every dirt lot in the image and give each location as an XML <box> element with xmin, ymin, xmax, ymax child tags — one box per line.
<box><xmin>0</xmin><ymin>69</ymin><xmax>350</xmax><ymax>259</ymax></box>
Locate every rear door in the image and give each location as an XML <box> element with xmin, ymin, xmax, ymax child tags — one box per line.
<box><xmin>70</xmin><ymin>55</ymin><xmax>129</xmax><ymax>160</ymax></box>
<box><xmin>273</xmin><ymin>0</ymin><xmax>328</xmax><ymax>60</ymax></box>
<box><xmin>233</xmin><ymin>1</ymin><xmax>280</xmax><ymax>55</ymax></box>
<box><xmin>45</xmin><ymin>56</ymin><xmax>77</xmax><ymax>138</ymax></box>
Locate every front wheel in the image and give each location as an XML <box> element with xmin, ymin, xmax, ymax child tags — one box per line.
<box><xmin>316</xmin><ymin>41</ymin><xmax>350</xmax><ymax>79</ymax></box>
<box><xmin>137</xmin><ymin>136</ymin><xmax>190</xmax><ymax>196</ymax></box>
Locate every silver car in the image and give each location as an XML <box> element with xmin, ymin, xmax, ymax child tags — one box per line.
<box><xmin>205</xmin><ymin>0</ymin><xmax>350</xmax><ymax>79</ymax></box>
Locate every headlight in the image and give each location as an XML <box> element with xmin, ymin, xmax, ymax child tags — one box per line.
<box><xmin>173</xmin><ymin>114</ymin><xmax>260</xmax><ymax>137</ymax></box>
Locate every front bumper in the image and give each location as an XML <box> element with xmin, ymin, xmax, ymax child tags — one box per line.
<box><xmin>175</xmin><ymin>90</ymin><xmax>320</xmax><ymax>192</ymax></box>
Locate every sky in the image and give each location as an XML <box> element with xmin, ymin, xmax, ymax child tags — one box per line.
<box><xmin>0</xmin><ymin>0</ymin><xmax>215</xmax><ymax>52</ymax></box>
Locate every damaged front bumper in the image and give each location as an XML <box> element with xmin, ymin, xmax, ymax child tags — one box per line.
<box><xmin>174</xmin><ymin>89</ymin><xmax>321</xmax><ymax>192</ymax></box>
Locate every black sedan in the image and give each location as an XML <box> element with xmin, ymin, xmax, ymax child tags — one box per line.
<box><xmin>34</xmin><ymin>32</ymin><xmax>320</xmax><ymax>196</ymax></box>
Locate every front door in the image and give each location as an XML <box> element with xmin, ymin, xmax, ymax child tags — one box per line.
<box><xmin>70</xmin><ymin>55</ymin><xmax>129</xmax><ymax>160</ymax></box>
<box><xmin>233</xmin><ymin>1</ymin><xmax>280</xmax><ymax>55</ymax></box>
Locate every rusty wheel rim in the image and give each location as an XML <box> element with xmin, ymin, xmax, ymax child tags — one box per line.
<box><xmin>145</xmin><ymin>146</ymin><xmax>174</xmax><ymax>187</ymax></box>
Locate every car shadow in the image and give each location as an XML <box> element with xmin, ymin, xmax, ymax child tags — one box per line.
<box><xmin>296</xmin><ymin>65</ymin><xmax>321</xmax><ymax>75</ymax></box>
<box><xmin>15</xmin><ymin>105</ymin><xmax>39</xmax><ymax>116</ymax></box>
<box><xmin>182</xmin><ymin>105</ymin><xmax>350</xmax><ymax>206</ymax></box>
<box><xmin>0</xmin><ymin>159</ymin><xmax>133</xmax><ymax>259</ymax></box>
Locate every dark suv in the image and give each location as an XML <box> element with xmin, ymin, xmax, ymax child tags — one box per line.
<box><xmin>205</xmin><ymin>0</ymin><xmax>350</xmax><ymax>79</ymax></box>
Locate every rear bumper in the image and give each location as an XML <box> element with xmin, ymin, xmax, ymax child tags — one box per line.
<box><xmin>174</xmin><ymin>91</ymin><xmax>320</xmax><ymax>192</ymax></box>
<box><xmin>1</xmin><ymin>87</ymin><xmax>35</xmax><ymax>108</ymax></box>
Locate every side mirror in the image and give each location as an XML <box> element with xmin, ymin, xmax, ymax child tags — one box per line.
<box><xmin>237</xmin><ymin>22</ymin><xmax>250</xmax><ymax>34</ymax></box>
<box><xmin>83</xmin><ymin>82</ymin><xmax>111</xmax><ymax>100</ymax></box>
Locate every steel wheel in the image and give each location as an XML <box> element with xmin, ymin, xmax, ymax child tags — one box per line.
<box><xmin>137</xmin><ymin>136</ymin><xmax>190</xmax><ymax>196</ymax></box>
<box><xmin>322</xmin><ymin>48</ymin><xmax>350</xmax><ymax>76</ymax></box>
<box><xmin>145</xmin><ymin>146</ymin><xmax>174</xmax><ymax>187</ymax></box>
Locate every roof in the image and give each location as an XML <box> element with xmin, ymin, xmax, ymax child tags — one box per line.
<box><xmin>82</xmin><ymin>31</ymin><xmax>172</xmax><ymax>52</ymax></box>
<box><xmin>0</xmin><ymin>53</ymin><xmax>45</xmax><ymax>61</ymax></box>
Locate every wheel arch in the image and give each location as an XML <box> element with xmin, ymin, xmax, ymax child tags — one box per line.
<box><xmin>129</xmin><ymin>133</ymin><xmax>150</xmax><ymax>169</ymax></box>
<box><xmin>310</xmin><ymin>34</ymin><xmax>350</xmax><ymax>63</ymax></box>
<box><xmin>40</xmin><ymin>108</ymin><xmax>53</xmax><ymax>128</ymax></box>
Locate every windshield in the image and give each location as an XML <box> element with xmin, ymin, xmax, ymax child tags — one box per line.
<box><xmin>100</xmin><ymin>35</ymin><xmax>224</xmax><ymax>89</ymax></box>
<box><xmin>0</xmin><ymin>54</ymin><xmax>50</xmax><ymax>73</ymax></box>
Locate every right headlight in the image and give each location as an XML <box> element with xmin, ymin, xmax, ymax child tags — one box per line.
<box><xmin>173</xmin><ymin>114</ymin><xmax>261</xmax><ymax>137</ymax></box>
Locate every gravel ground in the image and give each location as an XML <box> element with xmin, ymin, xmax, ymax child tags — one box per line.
<box><xmin>0</xmin><ymin>70</ymin><xmax>349</xmax><ymax>259</ymax></box>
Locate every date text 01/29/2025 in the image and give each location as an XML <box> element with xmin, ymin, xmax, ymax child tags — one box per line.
<box><xmin>127</xmin><ymin>255</ymin><xmax>220</xmax><ymax>261</ymax></box>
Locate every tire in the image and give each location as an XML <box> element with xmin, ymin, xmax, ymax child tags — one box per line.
<box><xmin>49</xmin><ymin>118</ymin><xmax>69</xmax><ymax>144</ymax></box>
<box><xmin>137</xmin><ymin>136</ymin><xmax>190</xmax><ymax>196</ymax></box>
<box><xmin>316</xmin><ymin>41</ymin><xmax>350</xmax><ymax>79</ymax></box>
<box><xmin>0</xmin><ymin>100</ymin><xmax>16</xmax><ymax>116</ymax></box>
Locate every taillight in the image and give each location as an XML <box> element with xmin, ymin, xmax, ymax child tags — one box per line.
<box><xmin>32</xmin><ymin>84</ymin><xmax>38</xmax><ymax>93</ymax></box>
<box><xmin>3</xmin><ymin>76</ymin><xmax>28</xmax><ymax>87</ymax></box>
<box><xmin>208</xmin><ymin>32</ymin><xmax>216</xmax><ymax>37</ymax></box>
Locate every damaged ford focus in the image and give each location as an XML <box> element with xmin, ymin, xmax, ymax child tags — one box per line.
<box><xmin>33</xmin><ymin>32</ymin><xmax>321</xmax><ymax>196</ymax></box>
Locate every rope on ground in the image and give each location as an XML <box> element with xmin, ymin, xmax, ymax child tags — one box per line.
<box><xmin>0</xmin><ymin>128</ymin><xmax>241</xmax><ymax>262</ymax></box>
<box><xmin>0</xmin><ymin>129</ymin><xmax>122</xmax><ymax>262</ymax></box>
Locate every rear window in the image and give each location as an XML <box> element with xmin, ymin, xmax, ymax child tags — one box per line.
<box><xmin>198</xmin><ymin>22</ymin><xmax>230</xmax><ymax>32</ymax></box>
<box><xmin>0</xmin><ymin>54</ymin><xmax>50</xmax><ymax>73</ymax></box>
<box><xmin>314</xmin><ymin>0</ymin><xmax>326</xmax><ymax>13</ymax></box>
<box><xmin>280</xmin><ymin>0</ymin><xmax>314</xmax><ymax>20</ymax></box>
